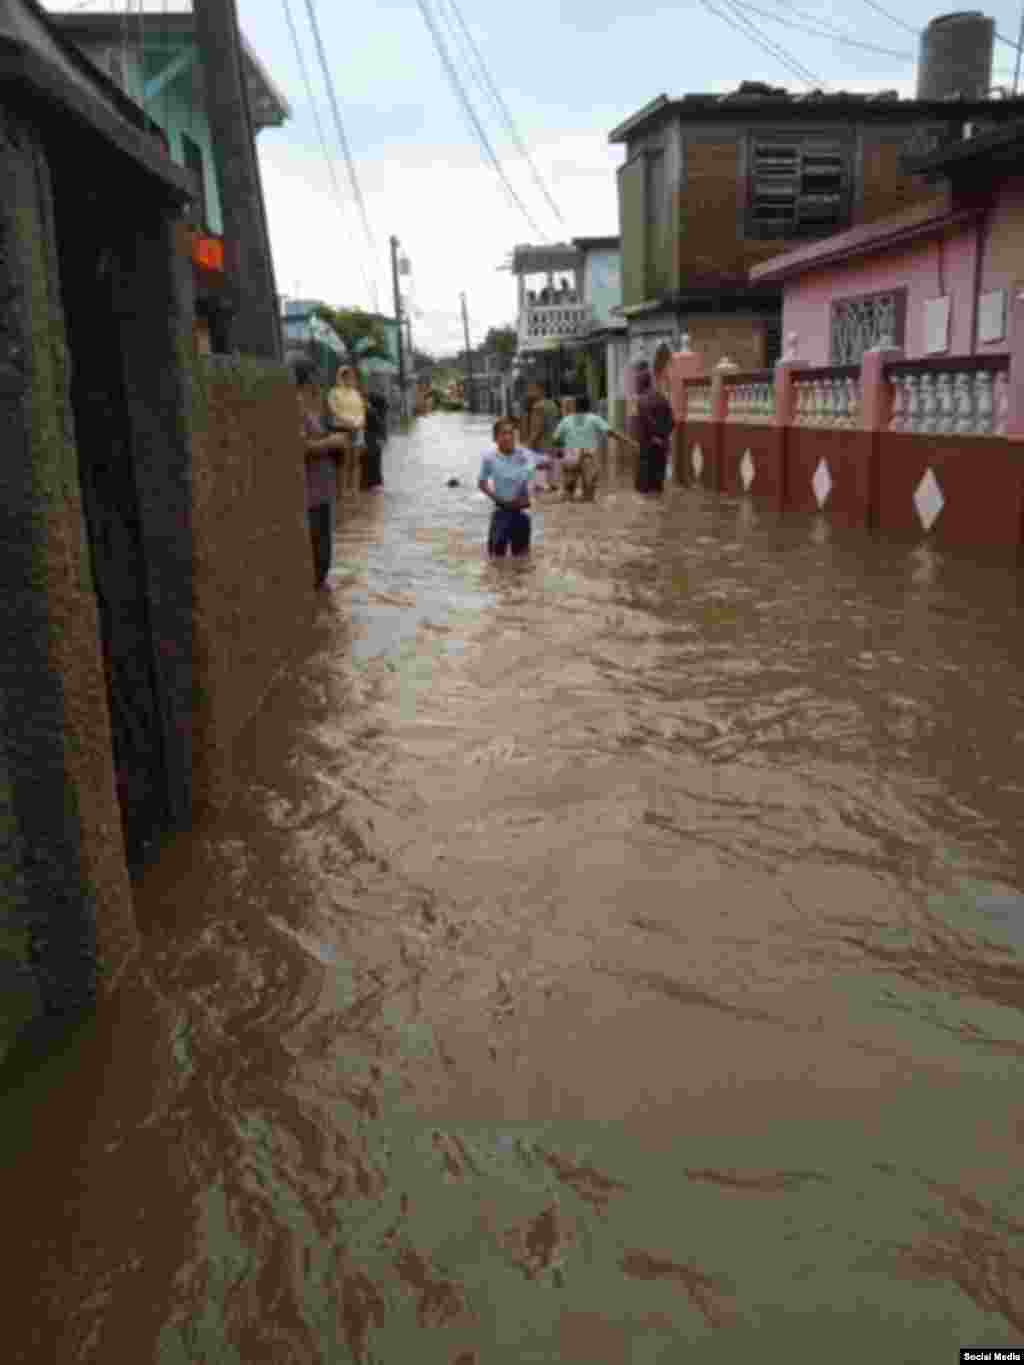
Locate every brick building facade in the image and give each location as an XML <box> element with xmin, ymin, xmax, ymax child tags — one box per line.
<box><xmin>610</xmin><ymin>84</ymin><xmax>1024</xmax><ymax>373</ymax></box>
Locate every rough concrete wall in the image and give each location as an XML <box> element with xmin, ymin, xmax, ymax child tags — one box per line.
<box><xmin>190</xmin><ymin>355</ymin><xmax>312</xmax><ymax>814</ymax></box>
<box><xmin>0</xmin><ymin>105</ymin><xmax>136</xmax><ymax>1057</ymax></box>
<box><xmin>858</xmin><ymin>132</ymin><xmax>946</xmax><ymax>228</ymax></box>
<box><xmin>688</xmin><ymin>317</ymin><xmax>767</xmax><ymax>371</ymax></box>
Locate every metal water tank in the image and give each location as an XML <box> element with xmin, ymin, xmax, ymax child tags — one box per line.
<box><xmin>917</xmin><ymin>12</ymin><xmax>995</xmax><ymax>100</ymax></box>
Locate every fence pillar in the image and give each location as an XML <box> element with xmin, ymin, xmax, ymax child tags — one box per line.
<box><xmin>860</xmin><ymin>343</ymin><xmax>904</xmax><ymax>432</ymax></box>
<box><xmin>668</xmin><ymin>335</ymin><xmax>704</xmax><ymax>485</ymax></box>
<box><xmin>1007</xmin><ymin>284</ymin><xmax>1024</xmax><ymax>442</ymax></box>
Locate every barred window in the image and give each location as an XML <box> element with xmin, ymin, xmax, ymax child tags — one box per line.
<box><xmin>746</xmin><ymin>135</ymin><xmax>851</xmax><ymax>240</ymax></box>
<box><xmin>830</xmin><ymin>290</ymin><xmax>906</xmax><ymax>365</ymax></box>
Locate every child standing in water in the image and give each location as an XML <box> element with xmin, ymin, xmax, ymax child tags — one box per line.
<box><xmin>478</xmin><ymin>417</ymin><xmax>535</xmax><ymax>558</ymax></box>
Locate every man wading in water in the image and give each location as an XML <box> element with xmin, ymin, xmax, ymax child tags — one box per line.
<box><xmin>478</xmin><ymin>417</ymin><xmax>535</xmax><ymax>558</ymax></box>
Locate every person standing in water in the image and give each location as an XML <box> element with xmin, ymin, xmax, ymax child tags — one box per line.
<box><xmin>551</xmin><ymin>394</ymin><xmax>638</xmax><ymax>501</ymax></box>
<box><xmin>478</xmin><ymin>417</ymin><xmax>535</xmax><ymax>558</ymax></box>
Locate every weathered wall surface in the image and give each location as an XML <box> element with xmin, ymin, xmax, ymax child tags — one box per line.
<box><xmin>0</xmin><ymin>106</ymin><xmax>136</xmax><ymax>1062</ymax></box>
<box><xmin>189</xmin><ymin>356</ymin><xmax>313</xmax><ymax>814</ymax></box>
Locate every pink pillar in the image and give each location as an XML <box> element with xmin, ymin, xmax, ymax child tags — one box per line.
<box><xmin>1007</xmin><ymin>284</ymin><xmax>1024</xmax><ymax>442</ymax></box>
<box><xmin>859</xmin><ymin>345</ymin><xmax>904</xmax><ymax>431</ymax></box>
<box><xmin>710</xmin><ymin>358</ymin><xmax>737</xmax><ymax>424</ymax></box>
<box><xmin>667</xmin><ymin>343</ymin><xmax>704</xmax><ymax>423</ymax></box>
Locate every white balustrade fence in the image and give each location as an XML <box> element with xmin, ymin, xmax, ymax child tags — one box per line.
<box><xmin>725</xmin><ymin>378</ymin><xmax>774</xmax><ymax>423</ymax></box>
<box><xmin>887</xmin><ymin>366</ymin><xmax>1009</xmax><ymax>437</ymax></box>
<box><xmin>685</xmin><ymin>382</ymin><xmax>713</xmax><ymax>419</ymax></box>
<box><xmin>792</xmin><ymin>373</ymin><xmax>861</xmax><ymax>429</ymax></box>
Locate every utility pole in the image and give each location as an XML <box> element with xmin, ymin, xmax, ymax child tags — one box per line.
<box><xmin>389</xmin><ymin>235</ymin><xmax>407</xmax><ymax>420</ymax></box>
<box><xmin>461</xmin><ymin>291</ymin><xmax>475</xmax><ymax>414</ymax></box>
<box><xmin>192</xmin><ymin>0</ymin><xmax>282</xmax><ymax>359</ymax></box>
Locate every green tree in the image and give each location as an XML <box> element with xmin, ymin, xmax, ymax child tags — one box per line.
<box><xmin>483</xmin><ymin>324</ymin><xmax>517</xmax><ymax>364</ymax></box>
<box><xmin>314</xmin><ymin>304</ymin><xmax>390</xmax><ymax>360</ymax></box>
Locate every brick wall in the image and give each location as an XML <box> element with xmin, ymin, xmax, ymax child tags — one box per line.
<box><xmin>189</xmin><ymin>356</ymin><xmax>316</xmax><ymax>815</ymax></box>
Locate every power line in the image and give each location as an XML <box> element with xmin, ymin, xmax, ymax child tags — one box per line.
<box><xmin>436</xmin><ymin>0</ymin><xmax>566</xmax><ymax>230</ymax></box>
<box><xmin>279</xmin><ymin>0</ymin><xmax>375</xmax><ymax>308</ymax></box>
<box><xmin>858</xmin><ymin>0</ymin><xmax>1023</xmax><ymax>52</ymax></box>
<box><xmin>414</xmin><ymin>0</ymin><xmax>548</xmax><ymax>239</ymax></box>
<box><xmin>730</xmin><ymin>0</ymin><xmax>915</xmax><ymax>60</ymax></box>
<box><xmin>700</xmin><ymin>0</ymin><xmax>825</xmax><ymax>85</ymax></box>
<box><xmin>299</xmin><ymin>0</ymin><xmax>380</xmax><ymax>311</ymax></box>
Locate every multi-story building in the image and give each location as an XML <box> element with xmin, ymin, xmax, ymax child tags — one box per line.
<box><xmin>53</xmin><ymin>7</ymin><xmax>291</xmax><ymax>351</ymax></box>
<box><xmin>610</xmin><ymin>13</ymin><xmax>1024</xmax><ymax>373</ymax></box>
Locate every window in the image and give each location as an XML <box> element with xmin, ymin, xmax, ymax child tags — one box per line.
<box><xmin>182</xmin><ymin>134</ymin><xmax>208</xmax><ymax>231</ymax></box>
<box><xmin>747</xmin><ymin>134</ymin><xmax>851</xmax><ymax>240</ymax></box>
<box><xmin>829</xmin><ymin>289</ymin><xmax>906</xmax><ymax>364</ymax></box>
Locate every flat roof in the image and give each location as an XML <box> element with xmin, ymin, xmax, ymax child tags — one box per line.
<box><xmin>608</xmin><ymin>83</ymin><xmax>1024</xmax><ymax>144</ymax></box>
<box><xmin>572</xmin><ymin>235</ymin><xmax>620</xmax><ymax>252</ymax></box>
<box><xmin>511</xmin><ymin>242</ymin><xmax>582</xmax><ymax>275</ymax></box>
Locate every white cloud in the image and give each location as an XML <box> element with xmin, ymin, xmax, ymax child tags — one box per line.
<box><xmin>259</xmin><ymin>128</ymin><xmax>623</xmax><ymax>356</ymax></box>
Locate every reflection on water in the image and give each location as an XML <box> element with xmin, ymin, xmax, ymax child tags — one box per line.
<box><xmin>2</xmin><ymin>412</ymin><xmax>1023</xmax><ymax>1361</ymax></box>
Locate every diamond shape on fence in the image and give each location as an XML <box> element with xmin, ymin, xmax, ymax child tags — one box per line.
<box><xmin>812</xmin><ymin>458</ymin><xmax>832</xmax><ymax>509</ymax></box>
<box><xmin>740</xmin><ymin>449</ymin><xmax>755</xmax><ymax>492</ymax></box>
<box><xmin>691</xmin><ymin>444</ymin><xmax>704</xmax><ymax>480</ymax></box>
<box><xmin>913</xmin><ymin>466</ymin><xmax>944</xmax><ymax>532</ymax></box>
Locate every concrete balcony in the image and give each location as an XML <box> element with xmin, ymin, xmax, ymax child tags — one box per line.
<box><xmin>518</xmin><ymin>302</ymin><xmax>592</xmax><ymax>351</ymax></box>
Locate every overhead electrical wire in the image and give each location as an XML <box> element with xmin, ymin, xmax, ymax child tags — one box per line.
<box><xmin>728</xmin><ymin>0</ymin><xmax>915</xmax><ymax>60</ymax></box>
<box><xmin>279</xmin><ymin>0</ymin><xmax>375</xmax><ymax>308</ymax></box>
<box><xmin>300</xmin><ymin>0</ymin><xmax>381</xmax><ymax>311</ymax></box>
<box><xmin>699</xmin><ymin>0</ymin><xmax>825</xmax><ymax>85</ymax></box>
<box><xmin>857</xmin><ymin>0</ymin><xmax>1022</xmax><ymax>52</ymax></box>
<box><xmin>414</xmin><ymin>0</ymin><xmax>549</xmax><ymax>240</ymax></box>
<box><xmin>435</xmin><ymin>0</ymin><xmax>566</xmax><ymax>230</ymax></box>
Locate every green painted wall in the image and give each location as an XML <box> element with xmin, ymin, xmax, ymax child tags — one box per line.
<box><xmin>74</xmin><ymin>39</ymin><xmax>224</xmax><ymax>236</ymax></box>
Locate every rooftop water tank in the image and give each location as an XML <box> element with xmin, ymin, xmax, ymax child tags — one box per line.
<box><xmin>917</xmin><ymin>12</ymin><xmax>995</xmax><ymax>100</ymax></box>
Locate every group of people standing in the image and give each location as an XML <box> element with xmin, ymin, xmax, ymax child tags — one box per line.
<box><xmin>295</xmin><ymin>362</ymin><xmax>390</xmax><ymax>590</ymax></box>
<box><xmin>478</xmin><ymin>368</ymin><xmax>674</xmax><ymax>559</ymax></box>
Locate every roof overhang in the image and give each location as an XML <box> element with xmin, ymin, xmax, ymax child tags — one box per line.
<box><xmin>750</xmin><ymin>202</ymin><xmax>980</xmax><ymax>285</ymax></box>
<box><xmin>511</xmin><ymin>242</ymin><xmax>582</xmax><ymax>275</ymax></box>
<box><xmin>902</xmin><ymin>117</ymin><xmax>1024</xmax><ymax>181</ymax></box>
<box><xmin>49</xmin><ymin>8</ymin><xmax>291</xmax><ymax>130</ymax></box>
<box><xmin>0</xmin><ymin>0</ymin><xmax>192</xmax><ymax>196</ymax></box>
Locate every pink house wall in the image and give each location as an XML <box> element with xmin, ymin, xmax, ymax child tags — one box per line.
<box><xmin>977</xmin><ymin>180</ymin><xmax>1024</xmax><ymax>352</ymax></box>
<box><xmin>780</xmin><ymin>222</ymin><xmax>981</xmax><ymax>364</ymax></box>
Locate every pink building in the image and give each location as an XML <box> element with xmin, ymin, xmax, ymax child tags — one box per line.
<box><xmin>750</xmin><ymin>119</ymin><xmax>1024</xmax><ymax>367</ymax></box>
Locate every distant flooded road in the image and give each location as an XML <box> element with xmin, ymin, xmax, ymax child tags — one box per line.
<box><xmin>3</xmin><ymin>411</ymin><xmax>1023</xmax><ymax>1362</ymax></box>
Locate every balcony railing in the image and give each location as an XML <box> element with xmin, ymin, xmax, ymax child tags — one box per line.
<box><xmin>518</xmin><ymin>302</ymin><xmax>591</xmax><ymax>348</ymax></box>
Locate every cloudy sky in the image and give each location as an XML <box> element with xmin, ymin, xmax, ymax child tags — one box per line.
<box><xmin>54</xmin><ymin>1</ymin><xmax>1024</xmax><ymax>355</ymax></box>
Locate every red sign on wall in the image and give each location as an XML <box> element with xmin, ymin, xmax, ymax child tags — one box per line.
<box><xmin>192</xmin><ymin>235</ymin><xmax>225</xmax><ymax>273</ymax></box>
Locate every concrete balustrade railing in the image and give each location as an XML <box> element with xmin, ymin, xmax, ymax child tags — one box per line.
<box><xmin>668</xmin><ymin>340</ymin><xmax>1019</xmax><ymax>440</ymax></box>
<box><xmin>660</xmin><ymin>327</ymin><xmax>1024</xmax><ymax>551</ymax></box>
<box><xmin>885</xmin><ymin>358</ymin><xmax>1010</xmax><ymax>438</ymax></box>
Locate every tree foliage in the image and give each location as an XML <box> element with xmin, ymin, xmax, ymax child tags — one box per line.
<box><xmin>314</xmin><ymin>304</ymin><xmax>389</xmax><ymax>360</ymax></box>
<box><xmin>483</xmin><ymin>324</ymin><xmax>517</xmax><ymax>361</ymax></box>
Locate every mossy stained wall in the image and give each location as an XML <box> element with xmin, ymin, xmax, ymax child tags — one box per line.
<box><xmin>190</xmin><ymin>355</ymin><xmax>312</xmax><ymax>813</ymax></box>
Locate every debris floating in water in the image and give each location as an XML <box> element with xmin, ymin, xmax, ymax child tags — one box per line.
<box><xmin>447</xmin><ymin>477</ymin><xmax>461</xmax><ymax>488</ymax></box>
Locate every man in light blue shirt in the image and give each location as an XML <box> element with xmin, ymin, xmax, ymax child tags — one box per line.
<box><xmin>551</xmin><ymin>395</ymin><xmax>638</xmax><ymax>501</ymax></box>
<box><xmin>478</xmin><ymin>417</ymin><xmax>536</xmax><ymax>557</ymax></box>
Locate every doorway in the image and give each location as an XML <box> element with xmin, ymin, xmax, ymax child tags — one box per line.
<box><xmin>48</xmin><ymin>167</ymin><xmax>172</xmax><ymax>877</ymax></box>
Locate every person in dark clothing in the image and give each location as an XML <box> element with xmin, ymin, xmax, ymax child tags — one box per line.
<box><xmin>632</xmin><ymin>368</ymin><xmax>675</xmax><ymax>494</ymax></box>
<box><xmin>295</xmin><ymin>361</ymin><xmax>349</xmax><ymax>589</ymax></box>
<box><xmin>363</xmin><ymin>381</ymin><xmax>389</xmax><ymax>490</ymax></box>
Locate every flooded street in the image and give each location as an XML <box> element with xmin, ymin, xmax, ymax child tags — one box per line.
<box><xmin>3</xmin><ymin>410</ymin><xmax>1024</xmax><ymax>1361</ymax></box>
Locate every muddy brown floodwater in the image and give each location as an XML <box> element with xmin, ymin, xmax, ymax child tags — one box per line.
<box><xmin>3</xmin><ymin>411</ymin><xmax>1024</xmax><ymax>1362</ymax></box>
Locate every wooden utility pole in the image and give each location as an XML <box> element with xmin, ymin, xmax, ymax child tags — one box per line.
<box><xmin>461</xmin><ymin>291</ymin><xmax>475</xmax><ymax>414</ymax></box>
<box><xmin>192</xmin><ymin>0</ymin><xmax>282</xmax><ymax>359</ymax></box>
<box><xmin>390</xmin><ymin>235</ymin><xmax>407</xmax><ymax>419</ymax></box>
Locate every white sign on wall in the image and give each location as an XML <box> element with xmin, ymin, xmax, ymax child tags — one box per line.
<box><xmin>924</xmin><ymin>296</ymin><xmax>951</xmax><ymax>354</ymax></box>
<box><xmin>978</xmin><ymin>290</ymin><xmax>1007</xmax><ymax>345</ymax></box>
